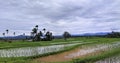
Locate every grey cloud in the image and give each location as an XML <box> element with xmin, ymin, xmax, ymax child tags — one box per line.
<box><xmin>0</xmin><ymin>0</ymin><xmax>120</xmax><ymax>36</ymax></box>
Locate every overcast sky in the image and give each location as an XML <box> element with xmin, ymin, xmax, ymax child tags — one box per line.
<box><xmin>0</xmin><ymin>0</ymin><xmax>120</xmax><ymax>36</ymax></box>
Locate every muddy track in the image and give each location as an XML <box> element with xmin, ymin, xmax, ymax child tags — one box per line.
<box><xmin>33</xmin><ymin>48</ymin><xmax>103</xmax><ymax>62</ymax></box>
<box><xmin>33</xmin><ymin>42</ymin><xmax>120</xmax><ymax>63</ymax></box>
<box><xmin>35</xmin><ymin>47</ymin><xmax>80</xmax><ymax>62</ymax></box>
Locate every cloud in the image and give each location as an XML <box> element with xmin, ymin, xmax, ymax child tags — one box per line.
<box><xmin>0</xmin><ymin>0</ymin><xmax>120</xmax><ymax>36</ymax></box>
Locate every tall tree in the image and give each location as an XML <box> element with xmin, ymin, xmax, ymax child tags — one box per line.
<box><xmin>6</xmin><ymin>29</ymin><xmax>9</xmax><ymax>34</ymax></box>
<box><xmin>43</xmin><ymin>28</ymin><xmax>46</xmax><ymax>33</ymax></box>
<box><xmin>39</xmin><ymin>31</ymin><xmax>43</xmax><ymax>36</ymax></box>
<box><xmin>45</xmin><ymin>31</ymin><xmax>50</xmax><ymax>41</ymax></box>
<box><xmin>32</xmin><ymin>28</ymin><xmax>37</xmax><ymax>35</ymax></box>
<box><xmin>32</xmin><ymin>26</ymin><xmax>38</xmax><ymax>41</ymax></box>
<box><xmin>35</xmin><ymin>25</ymin><xmax>38</xmax><ymax>30</ymax></box>
<box><xmin>3</xmin><ymin>33</ymin><xmax>5</xmax><ymax>37</ymax></box>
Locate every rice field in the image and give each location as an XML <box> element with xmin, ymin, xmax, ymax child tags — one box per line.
<box><xmin>0</xmin><ymin>37</ymin><xmax>120</xmax><ymax>63</ymax></box>
<box><xmin>33</xmin><ymin>41</ymin><xmax>120</xmax><ymax>63</ymax></box>
<box><xmin>0</xmin><ymin>43</ymin><xmax>81</xmax><ymax>57</ymax></box>
<box><xmin>65</xmin><ymin>42</ymin><xmax>120</xmax><ymax>59</ymax></box>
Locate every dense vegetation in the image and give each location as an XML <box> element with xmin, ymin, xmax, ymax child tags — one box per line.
<box><xmin>106</xmin><ymin>31</ymin><xmax>120</xmax><ymax>38</ymax></box>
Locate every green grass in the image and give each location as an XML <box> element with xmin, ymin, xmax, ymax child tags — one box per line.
<box><xmin>0</xmin><ymin>38</ymin><xmax>82</xmax><ymax>49</ymax></box>
<box><xmin>0</xmin><ymin>37</ymin><xmax>120</xmax><ymax>49</ymax></box>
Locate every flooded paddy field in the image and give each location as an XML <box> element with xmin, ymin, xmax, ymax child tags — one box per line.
<box><xmin>0</xmin><ymin>38</ymin><xmax>120</xmax><ymax>63</ymax></box>
<box><xmin>0</xmin><ymin>43</ymin><xmax>82</xmax><ymax>57</ymax></box>
<box><xmin>34</xmin><ymin>42</ymin><xmax>120</xmax><ymax>63</ymax></box>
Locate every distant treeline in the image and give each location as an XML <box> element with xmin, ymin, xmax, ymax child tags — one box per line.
<box><xmin>0</xmin><ymin>31</ymin><xmax>120</xmax><ymax>41</ymax></box>
<box><xmin>106</xmin><ymin>31</ymin><xmax>120</xmax><ymax>38</ymax></box>
<box><xmin>69</xmin><ymin>31</ymin><xmax>120</xmax><ymax>38</ymax></box>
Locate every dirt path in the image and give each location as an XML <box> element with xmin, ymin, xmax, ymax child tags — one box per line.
<box><xmin>33</xmin><ymin>42</ymin><xmax>120</xmax><ymax>63</ymax></box>
<box><xmin>33</xmin><ymin>46</ymin><xmax>104</xmax><ymax>63</ymax></box>
<box><xmin>34</xmin><ymin>47</ymin><xmax>80</xmax><ymax>62</ymax></box>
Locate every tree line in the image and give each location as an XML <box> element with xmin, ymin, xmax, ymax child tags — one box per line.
<box><xmin>106</xmin><ymin>31</ymin><xmax>120</xmax><ymax>38</ymax></box>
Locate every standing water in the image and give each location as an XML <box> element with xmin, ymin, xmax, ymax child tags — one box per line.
<box><xmin>65</xmin><ymin>42</ymin><xmax>120</xmax><ymax>58</ymax></box>
<box><xmin>0</xmin><ymin>43</ymin><xmax>79</xmax><ymax>57</ymax></box>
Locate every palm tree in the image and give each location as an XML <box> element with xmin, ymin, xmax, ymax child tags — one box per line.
<box><xmin>35</xmin><ymin>25</ymin><xmax>38</xmax><ymax>30</ymax></box>
<box><xmin>32</xmin><ymin>28</ymin><xmax>38</xmax><ymax>41</ymax></box>
<box><xmin>43</xmin><ymin>28</ymin><xmax>46</xmax><ymax>33</ymax></box>
<box><xmin>32</xmin><ymin>28</ymin><xmax>37</xmax><ymax>35</ymax></box>
<box><xmin>39</xmin><ymin>31</ymin><xmax>43</xmax><ymax>36</ymax></box>
<box><xmin>6</xmin><ymin>29</ymin><xmax>9</xmax><ymax>34</ymax></box>
<box><xmin>2</xmin><ymin>33</ymin><xmax>5</xmax><ymax>37</ymax></box>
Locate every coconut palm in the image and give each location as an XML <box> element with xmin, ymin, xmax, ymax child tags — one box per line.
<box><xmin>39</xmin><ymin>31</ymin><xmax>43</xmax><ymax>36</ymax></box>
<box><xmin>35</xmin><ymin>25</ymin><xmax>38</xmax><ymax>30</ymax></box>
<box><xmin>43</xmin><ymin>28</ymin><xmax>46</xmax><ymax>33</ymax></box>
<box><xmin>32</xmin><ymin>28</ymin><xmax>37</xmax><ymax>34</ymax></box>
<box><xmin>6</xmin><ymin>29</ymin><xmax>9</xmax><ymax>34</ymax></box>
<box><xmin>32</xmin><ymin>28</ymin><xmax>38</xmax><ymax>41</ymax></box>
<box><xmin>2</xmin><ymin>33</ymin><xmax>5</xmax><ymax>37</ymax></box>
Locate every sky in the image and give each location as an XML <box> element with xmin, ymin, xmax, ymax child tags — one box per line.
<box><xmin>0</xmin><ymin>0</ymin><xmax>120</xmax><ymax>36</ymax></box>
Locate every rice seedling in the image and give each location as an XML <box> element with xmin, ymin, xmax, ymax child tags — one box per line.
<box><xmin>0</xmin><ymin>43</ymin><xmax>82</xmax><ymax>57</ymax></box>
